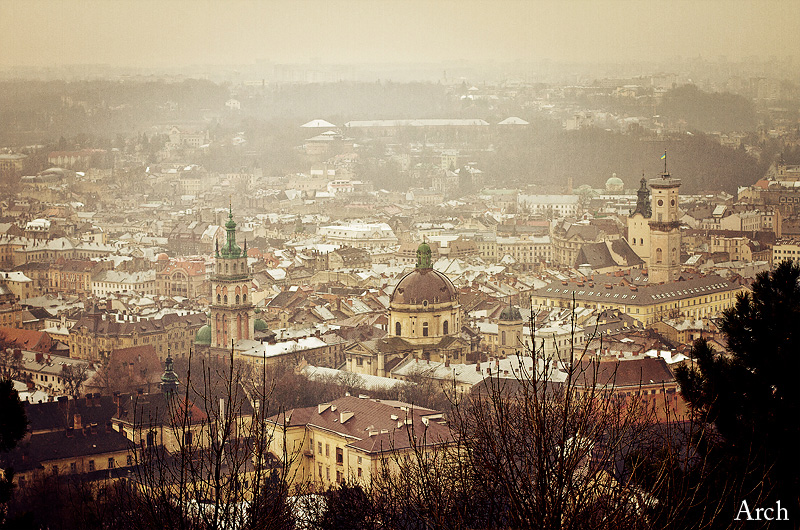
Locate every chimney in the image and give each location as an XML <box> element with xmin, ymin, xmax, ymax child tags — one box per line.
<box><xmin>475</xmin><ymin>363</ymin><xmax>481</xmax><ymax>372</ymax></box>
<box><xmin>73</xmin><ymin>413</ymin><xmax>82</xmax><ymax>430</ymax></box>
<box><xmin>35</xmin><ymin>352</ymin><xmax>43</xmax><ymax>364</ymax></box>
<box><xmin>444</xmin><ymin>358</ymin><xmax>450</xmax><ymax>368</ymax></box>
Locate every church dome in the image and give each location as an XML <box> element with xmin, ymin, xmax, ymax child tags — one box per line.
<box><xmin>499</xmin><ymin>305</ymin><xmax>522</xmax><ymax>321</ymax></box>
<box><xmin>605</xmin><ymin>175</ymin><xmax>624</xmax><ymax>191</ymax></box>
<box><xmin>194</xmin><ymin>325</ymin><xmax>212</xmax><ymax>345</ymax></box>
<box><xmin>391</xmin><ymin>242</ymin><xmax>458</xmax><ymax>306</ymax></box>
<box><xmin>391</xmin><ymin>269</ymin><xmax>457</xmax><ymax>306</ymax></box>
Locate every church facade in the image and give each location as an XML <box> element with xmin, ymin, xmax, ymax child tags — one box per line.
<box><xmin>345</xmin><ymin>242</ymin><xmax>471</xmax><ymax>377</ymax></box>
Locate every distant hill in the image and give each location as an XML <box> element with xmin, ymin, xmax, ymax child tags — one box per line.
<box><xmin>658</xmin><ymin>85</ymin><xmax>759</xmax><ymax>133</ymax></box>
<box><xmin>479</xmin><ymin>125</ymin><xmax>768</xmax><ymax>195</ymax></box>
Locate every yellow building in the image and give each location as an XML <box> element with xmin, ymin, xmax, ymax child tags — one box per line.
<box><xmin>68</xmin><ymin>305</ymin><xmax>205</xmax><ymax>361</ymax></box>
<box><xmin>529</xmin><ymin>270</ymin><xmax>746</xmax><ymax>326</ymax></box>
<box><xmin>266</xmin><ymin>396</ymin><xmax>452</xmax><ymax>489</ymax></box>
<box><xmin>627</xmin><ymin>172</ymin><xmax>682</xmax><ymax>283</ymax></box>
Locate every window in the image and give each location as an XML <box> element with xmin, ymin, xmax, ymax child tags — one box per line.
<box><xmin>70</xmin><ymin>462</ymin><xmax>76</xmax><ymax>473</ymax></box>
<box><xmin>325</xmin><ymin>444</ymin><xmax>330</xmax><ymax>457</ymax></box>
<box><xmin>147</xmin><ymin>430</ymin><xmax>156</xmax><ymax>447</ymax></box>
<box><xmin>501</xmin><ymin>330</ymin><xmax>506</xmax><ymax>346</ymax></box>
<box><xmin>356</xmin><ymin>357</ymin><xmax>363</xmax><ymax>366</ymax></box>
<box><xmin>395</xmin><ymin>322</ymin><xmax>401</xmax><ymax>336</ymax></box>
<box><xmin>52</xmin><ymin>465</ymin><xmax>59</xmax><ymax>475</ymax></box>
<box><xmin>443</xmin><ymin>320</ymin><xmax>449</xmax><ymax>334</ymax></box>
<box><xmin>336</xmin><ymin>447</ymin><xmax>343</xmax><ymax>464</ymax></box>
<box><xmin>358</xmin><ymin>468</ymin><xmax>362</xmax><ymax>478</ymax></box>
<box><xmin>108</xmin><ymin>458</ymin><xmax>115</xmax><ymax>469</ymax></box>
<box><xmin>318</xmin><ymin>442</ymin><xmax>323</xmax><ymax>455</ymax></box>
<box><xmin>127</xmin><ymin>455</ymin><xmax>133</xmax><ymax>466</ymax></box>
<box><xmin>326</xmin><ymin>467</ymin><xmax>330</xmax><ymax>480</ymax></box>
<box><xmin>357</xmin><ymin>456</ymin><xmax>362</xmax><ymax>464</ymax></box>
<box><xmin>422</xmin><ymin>322</ymin><xmax>429</xmax><ymax>337</ymax></box>
<box><xmin>184</xmin><ymin>431</ymin><xmax>193</xmax><ymax>446</ymax></box>
<box><xmin>88</xmin><ymin>460</ymin><xmax>95</xmax><ymax>471</ymax></box>
<box><xmin>318</xmin><ymin>464</ymin><xmax>323</xmax><ymax>478</ymax></box>
<box><xmin>235</xmin><ymin>295</ymin><xmax>240</xmax><ymax>304</ymax></box>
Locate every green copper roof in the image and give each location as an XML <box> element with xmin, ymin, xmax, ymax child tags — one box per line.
<box><xmin>160</xmin><ymin>354</ymin><xmax>180</xmax><ymax>396</ymax></box>
<box><xmin>415</xmin><ymin>242</ymin><xmax>432</xmax><ymax>269</ymax></box>
<box><xmin>219</xmin><ymin>207</ymin><xmax>242</xmax><ymax>259</ymax></box>
<box><xmin>194</xmin><ymin>325</ymin><xmax>212</xmax><ymax>345</ymax></box>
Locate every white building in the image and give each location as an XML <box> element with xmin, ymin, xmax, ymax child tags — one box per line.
<box><xmin>91</xmin><ymin>270</ymin><xmax>156</xmax><ymax>298</ymax></box>
<box><xmin>518</xmin><ymin>194</ymin><xmax>580</xmax><ymax>218</ymax></box>
<box><xmin>318</xmin><ymin>223</ymin><xmax>398</xmax><ymax>248</ymax></box>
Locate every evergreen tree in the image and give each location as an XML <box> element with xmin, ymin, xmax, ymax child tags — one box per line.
<box><xmin>676</xmin><ymin>259</ymin><xmax>800</xmax><ymax>518</ymax></box>
<box><xmin>0</xmin><ymin>378</ymin><xmax>28</xmax><ymax>512</ymax></box>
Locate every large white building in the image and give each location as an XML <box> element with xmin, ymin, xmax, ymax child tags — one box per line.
<box><xmin>318</xmin><ymin>223</ymin><xmax>398</xmax><ymax>248</ymax></box>
<box><xmin>92</xmin><ymin>270</ymin><xmax>156</xmax><ymax>298</ymax></box>
<box><xmin>518</xmin><ymin>194</ymin><xmax>580</xmax><ymax>218</ymax></box>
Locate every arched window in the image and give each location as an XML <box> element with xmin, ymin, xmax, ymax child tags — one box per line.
<box><xmin>224</xmin><ymin>295</ymin><xmax>228</xmax><ymax>304</ymax></box>
<box><xmin>225</xmin><ymin>263</ymin><xmax>229</xmax><ymax>273</ymax></box>
<box><xmin>217</xmin><ymin>294</ymin><xmax>221</xmax><ymax>303</ymax></box>
<box><xmin>395</xmin><ymin>322</ymin><xmax>402</xmax><ymax>336</ymax></box>
<box><xmin>502</xmin><ymin>330</ymin><xmax>507</xmax><ymax>345</ymax></box>
<box><xmin>235</xmin><ymin>295</ymin><xmax>240</xmax><ymax>305</ymax></box>
<box><xmin>655</xmin><ymin>248</ymin><xmax>663</xmax><ymax>264</ymax></box>
<box><xmin>242</xmin><ymin>293</ymin><xmax>247</xmax><ymax>303</ymax></box>
<box><xmin>443</xmin><ymin>320</ymin><xmax>449</xmax><ymax>335</ymax></box>
<box><xmin>422</xmin><ymin>322</ymin><xmax>429</xmax><ymax>337</ymax></box>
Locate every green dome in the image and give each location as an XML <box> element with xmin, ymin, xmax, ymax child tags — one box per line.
<box><xmin>499</xmin><ymin>305</ymin><xmax>523</xmax><ymax>321</ymax></box>
<box><xmin>254</xmin><ymin>319</ymin><xmax>268</xmax><ymax>332</ymax></box>
<box><xmin>194</xmin><ymin>325</ymin><xmax>212</xmax><ymax>345</ymax></box>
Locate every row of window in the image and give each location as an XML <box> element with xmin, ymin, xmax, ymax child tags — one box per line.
<box><xmin>395</xmin><ymin>320</ymin><xmax>449</xmax><ymax>337</ymax></box>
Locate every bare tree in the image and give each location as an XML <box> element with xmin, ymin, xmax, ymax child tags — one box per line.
<box><xmin>355</xmin><ymin>302</ymin><xmax>701</xmax><ymax>530</ymax></box>
<box><xmin>60</xmin><ymin>361</ymin><xmax>93</xmax><ymax>398</ymax></box>
<box><xmin>116</xmin><ymin>346</ymin><xmax>309</xmax><ymax>530</ymax></box>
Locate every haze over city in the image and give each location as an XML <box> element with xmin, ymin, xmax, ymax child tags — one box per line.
<box><xmin>1</xmin><ymin>0</ymin><xmax>797</xmax><ymax>68</ymax></box>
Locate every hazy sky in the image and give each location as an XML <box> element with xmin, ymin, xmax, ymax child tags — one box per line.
<box><xmin>1</xmin><ymin>0</ymin><xmax>797</xmax><ymax>67</ymax></box>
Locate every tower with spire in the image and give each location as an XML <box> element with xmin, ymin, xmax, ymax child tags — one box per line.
<box><xmin>627</xmin><ymin>176</ymin><xmax>653</xmax><ymax>266</ymax></box>
<box><xmin>209</xmin><ymin>206</ymin><xmax>254</xmax><ymax>356</ymax></box>
<box><xmin>160</xmin><ymin>352</ymin><xmax>180</xmax><ymax>397</ymax></box>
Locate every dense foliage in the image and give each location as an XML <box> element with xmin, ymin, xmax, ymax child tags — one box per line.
<box><xmin>676</xmin><ymin>259</ymin><xmax>800</xmax><ymax>523</ymax></box>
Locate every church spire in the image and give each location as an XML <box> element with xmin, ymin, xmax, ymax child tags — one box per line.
<box><xmin>160</xmin><ymin>351</ymin><xmax>180</xmax><ymax>397</ymax></box>
<box><xmin>220</xmin><ymin>206</ymin><xmax>242</xmax><ymax>259</ymax></box>
<box><xmin>633</xmin><ymin>175</ymin><xmax>651</xmax><ymax>218</ymax></box>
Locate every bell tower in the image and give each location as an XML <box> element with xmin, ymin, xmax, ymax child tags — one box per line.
<box><xmin>210</xmin><ymin>207</ymin><xmax>254</xmax><ymax>355</ymax></box>
<box><xmin>648</xmin><ymin>170</ymin><xmax>682</xmax><ymax>284</ymax></box>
